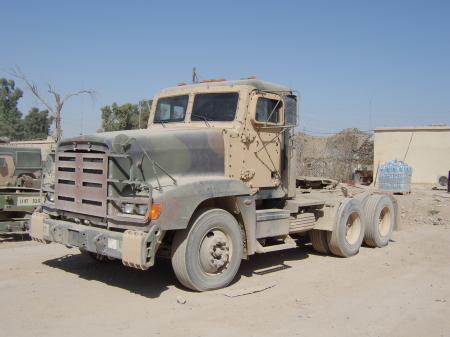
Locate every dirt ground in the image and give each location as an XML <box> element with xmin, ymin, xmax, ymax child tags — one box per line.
<box><xmin>1</xmin><ymin>189</ymin><xmax>449</xmax><ymax>337</ymax></box>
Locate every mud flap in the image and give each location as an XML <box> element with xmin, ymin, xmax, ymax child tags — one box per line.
<box><xmin>29</xmin><ymin>212</ymin><xmax>51</xmax><ymax>244</ymax></box>
<box><xmin>122</xmin><ymin>225</ymin><xmax>162</xmax><ymax>270</ymax></box>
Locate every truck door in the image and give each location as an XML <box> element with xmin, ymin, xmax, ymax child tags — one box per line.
<box><xmin>0</xmin><ymin>155</ymin><xmax>15</xmax><ymax>186</ymax></box>
<box><xmin>241</xmin><ymin>91</ymin><xmax>284</xmax><ymax>189</ymax></box>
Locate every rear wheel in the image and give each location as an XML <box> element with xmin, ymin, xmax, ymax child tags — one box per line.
<box><xmin>364</xmin><ymin>195</ymin><xmax>395</xmax><ymax>247</ymax></box>
<box><xmin>310</xmin><ymin>229</ymin><xmax>331</xmax><ymax>254</ymax></box>
<box><xmin>327</xmin><ymin>198</ymin><xmax>366</xmax><ymax>257</ymax></box>
<box><xmin>354</xmin><ymin>193</ymin><xmax>372</xmax><ymax>207</ymax></box>
<box><xmin>171</xmin><ymin>208</ymin><xmax>243</xmax><ymax>291</ymax></box>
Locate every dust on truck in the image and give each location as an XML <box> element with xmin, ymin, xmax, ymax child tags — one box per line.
<box><xmin>30</xmin><ymin>77</ymin><xmax>397</xmax><ymax>291</ymax></box>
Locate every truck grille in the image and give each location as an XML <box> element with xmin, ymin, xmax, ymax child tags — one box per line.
<box><xmin>54</xmin><ymin>153</ymin><xmax>108</xmax><ymax>217</ymax></box>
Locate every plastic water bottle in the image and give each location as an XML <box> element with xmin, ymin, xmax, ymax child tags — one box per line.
<box><xmin>379</xmin><ymin>159</ymin><xmax>413</xmax><ymax>192</ymax></box>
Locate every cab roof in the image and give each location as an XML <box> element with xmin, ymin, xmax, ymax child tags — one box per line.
<box><xmin>158</xmin><ymin>79</ymin><xmax>291</xmax><ymax>95</ymax></box>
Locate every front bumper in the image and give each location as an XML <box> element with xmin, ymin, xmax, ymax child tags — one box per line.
<box><xmin>29</xmin><ymin>212</ymin><xmax>162</xmax><ymax>270</ymax></box>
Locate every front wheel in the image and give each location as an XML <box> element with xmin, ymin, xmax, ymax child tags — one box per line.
<box><xmin>171</xmin><ymin>208</ymin><xmax>243</xmax><ymax>291</ymax></box>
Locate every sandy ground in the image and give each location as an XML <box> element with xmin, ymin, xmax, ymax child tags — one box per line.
<box><xmin>1</xmin><ymin>189</ymin><xmax>449</xmax><ymax>337</ymax></box>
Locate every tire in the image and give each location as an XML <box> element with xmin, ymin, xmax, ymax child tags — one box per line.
<box><xmin>354</xmin><ymin>193</ymin><xmax>372</xmax><ymax>207</ymax></box>
<box><xmin>327</xmin><ymin>198</ymin><xmax>366</xmax><ymax>257</ymax></box>
<box><xmin>310</xmin><ymin>229</ymin><xmax>331</xmax><ymax>254</ymax></box>
<box><xmin>364</xmin><ymin>195</ymin><xmax>395</xmax><ymax>247</ymax></box>
<box><xmin>171</xmin><ymin>208</ymin><xmax>243</xmax><ymax>292</ymax></box>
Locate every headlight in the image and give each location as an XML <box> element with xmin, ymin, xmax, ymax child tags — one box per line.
<box><xmin>47</xmin><ymin>192</ymin><xmax>55</xmax><ymax>202</ymax></box>
<box><xmin>136</xmin><ymin>204</ymin><xmax>148</xmax><ymax>215</ymax></box>
<box><xmin>123</xmin><ymin>203</ymin><xmax>134</xmax><ymax>214</ymax></box>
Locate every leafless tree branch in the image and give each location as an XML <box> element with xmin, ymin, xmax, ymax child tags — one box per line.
<box><xmin>1</xmin><ymin>64</ymin><xmax>98</xmax><ymax>142</ymax></box>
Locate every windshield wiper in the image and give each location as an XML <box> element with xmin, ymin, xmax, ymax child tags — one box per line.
<box><xmin>192</xmin><ymin>115</ymin><xmax>211</xmax><ymax>127</ymax></box>
<box><xmin>155</xmin><ymin>120</ymin><xmax>167</xmax><ymax>128</ymax></box>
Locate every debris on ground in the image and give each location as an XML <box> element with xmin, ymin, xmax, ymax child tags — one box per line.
<box><xmin>222</xmin><ymin>284</ymin><xmax>276</xmax><ymax>298</ymax></box>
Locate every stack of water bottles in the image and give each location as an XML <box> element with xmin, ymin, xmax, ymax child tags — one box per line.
<box><xmin>378</xmin><ymin>159</ymin><xmax>413</xmax><ymax>192</ymax></box>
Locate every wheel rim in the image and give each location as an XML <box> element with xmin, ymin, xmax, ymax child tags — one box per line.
<box><xmin>345</xmin><ymin>211</ymin><xmax>362</xmax><ymax>245</ymax></box>
<box><xmin>199</xmin><ymin>228</ymin><xmax>232</xmax><ymax>275</ymax></box>
<box><xmin>378</xmin><ymin>206</ymin><xmax>391</xmax><ymax>237</ymax></box>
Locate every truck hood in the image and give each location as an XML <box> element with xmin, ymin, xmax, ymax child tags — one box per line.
<box><xmin>57</xmin><ymin>128</ymin><xmax>225</xmax><ymax>178</ymax></box>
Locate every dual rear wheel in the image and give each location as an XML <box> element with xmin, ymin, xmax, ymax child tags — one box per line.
<box><xmin>311</xmin><ymin>195</ymin><xmax>396</xmax><ymax>257</ymax></box>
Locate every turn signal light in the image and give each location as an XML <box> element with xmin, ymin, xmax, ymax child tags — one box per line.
<box><xmin>248</xmin><ymin>75</ymin><xmax>257</xmax><ymax>79</ymax></box>
<box><xmin>178</xmin><ymin>82</ymin><xmax>187</xmax><ymax>86</ymax></box>
<box><xmin>149</xmin><ymin>203</ymin><xmax>162</xmax><ymax>220</ymax></box>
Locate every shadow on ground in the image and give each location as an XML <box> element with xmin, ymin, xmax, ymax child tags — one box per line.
<box><xmin>42</xmin><ymin>237</ymin><xmax>324</xmax><ymax>298</ymax></box>
<box><xmin>43</xmin><ymin>253</ymin><xmax>178</xmax><ymax>299</ymax></box>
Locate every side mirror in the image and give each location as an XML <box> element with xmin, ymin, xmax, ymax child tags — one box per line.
<box><xmin>112</xmin><ymin>134</ymin><xmax>130</xmax><ymax>154</ymax></box>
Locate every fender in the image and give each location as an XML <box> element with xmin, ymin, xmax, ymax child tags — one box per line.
<box><xmin>149</xmin><ymin>177</ymin><xmax>252</xmax><ymax>231</ymax></box>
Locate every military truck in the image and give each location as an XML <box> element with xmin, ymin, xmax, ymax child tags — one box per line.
<box><xmin>0</xmin><ymin>142</ymin><xmax>42</xmax><ymax>233</ymax></box>
<box><xmin>29</xmin><ymin>77</ymin><xmax>397</xmax><ymax>291</ymax></box>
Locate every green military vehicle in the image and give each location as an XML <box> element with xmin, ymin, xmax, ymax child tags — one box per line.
<box><xmin>30</xmin><ymin>77</ymin><xmax>397</xmax><ymax>291</ymax></box>
<box><xmin>0</xmin><ymin>141</ymin><xmax>42</xmax><ymax>233</ymax></box>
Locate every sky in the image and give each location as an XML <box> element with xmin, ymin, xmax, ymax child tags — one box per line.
<box><xmin>1</xmin><ymin>0</ymin><xmax>449</xmax><ymax>138</ymax></box>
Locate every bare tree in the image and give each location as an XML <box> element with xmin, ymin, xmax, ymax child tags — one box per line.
<box><xmin>1</xmin><ymin>65</ymin><xmax>97</xmax><ymax>142</ymax></box>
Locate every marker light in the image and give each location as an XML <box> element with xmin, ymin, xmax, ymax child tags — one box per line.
<box><xmin>149</xmin><ymin>203</ymin><xmax>162</xmax><ymax>220</ymax></box>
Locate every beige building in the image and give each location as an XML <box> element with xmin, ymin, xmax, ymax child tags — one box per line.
<box><xmin>373</xmin><ymin>125</ymin><xmax>450</xmax><ymax>188</ymax></box>
<box><xmin>10</xmin><ymin>137</ymin><xmax>56</xmax><ymax>159</ymax></box>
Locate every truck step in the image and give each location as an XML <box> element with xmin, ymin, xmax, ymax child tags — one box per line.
<box><xmin>255</xmin><ymin>235</ymin><xmax>297</xmax><ymax>253</ymax></box>
<box><xmin>256</xmin><ymin>242</ymin><xmax>297</xmax><ymax>253</ymax></box>
<box><xmin>256</xmin><ymin>209</ymin><xmax>290</xmax><ymax>221</ymax></box>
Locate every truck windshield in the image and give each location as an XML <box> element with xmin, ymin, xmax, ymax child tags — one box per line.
<box><xmin>154</xmin><ymin>95</ymin><xmax>189</xmax><ymax>123</ymax></box>
<box><xmin>192</xmin><ymin>93</ymin><xmax>238</xmax><ymax>122</ymax></box>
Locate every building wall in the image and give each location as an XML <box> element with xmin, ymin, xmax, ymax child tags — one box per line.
<box><xmin>10</xmin><ymin>138</ymin><xmax>56</xmax><ymax>159</ymax></box>
<box><xmin>373</xmin><ymin>126</ymin><xmax>450</xmax><ymax>186</ymax></box>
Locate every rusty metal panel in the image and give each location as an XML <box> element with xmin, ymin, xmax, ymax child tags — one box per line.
<box><xmin>55</xmin><ymin>153</ymin><xmax>107</xmax><ymax>217</ymax></box>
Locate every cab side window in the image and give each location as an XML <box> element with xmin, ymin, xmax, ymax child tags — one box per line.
<box><xmin>256</xmin><ymin>98</ymin><xmax>280</xmax><ymax>124</ymax></box>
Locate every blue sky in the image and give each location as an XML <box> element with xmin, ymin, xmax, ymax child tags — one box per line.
<box><xmin>1</xmin><ymin>0</ymin><xmax>449</xmax><ymax>137</ymax></box>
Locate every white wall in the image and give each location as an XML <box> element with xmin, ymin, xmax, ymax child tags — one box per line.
<box><xmin>374</xmin><ymin>126</ymin><xmax>450</xmax><ymax>185</ymax></box>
